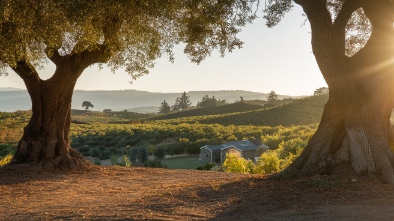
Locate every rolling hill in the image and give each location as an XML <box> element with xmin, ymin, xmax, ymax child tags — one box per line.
<box><xmin>152</xmin><ymin>94</ymin><xmax>328</xmax><ymax>126</ymax></box>
<box><xmin>0</xmin><ymin>92</ymin><xmax>328</xmax><ymax>127</ymax></box>
<box><xmin>151</xmin><ymin>102</ymin><xmax>266</xmax><ymax>121</ymax></box>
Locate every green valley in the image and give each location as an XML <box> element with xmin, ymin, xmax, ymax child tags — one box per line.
<box><xmin>0</xmin><ymin>94</ymin><xmax>327</xmax><ymax>170</ymax></box>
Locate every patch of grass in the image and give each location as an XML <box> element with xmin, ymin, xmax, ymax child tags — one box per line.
<box><xmin>161</xmin><ymin>156</ymin><xmax>204</xmax><ymax>170</ymax></box>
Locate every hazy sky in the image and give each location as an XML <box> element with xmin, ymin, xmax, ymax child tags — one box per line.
<box><xmin>0</xmin><ymin>5</ymin><xmax>327</xmax><ymax>96</ymax></box>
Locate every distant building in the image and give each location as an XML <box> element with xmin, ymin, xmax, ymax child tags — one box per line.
<box><xmin>103</xmin><ymin>109</ymin><xmax>113</xmax><ymax>113</ymax></box>
<box><xmin>200</xmin><ymin>145</ymin><xmax>222</xmax><ymax>164</ymax></box>
<box><xmin>200</xmin><ymin>139</ymin><xmax>269</xmax><ymax>164</ymax></box>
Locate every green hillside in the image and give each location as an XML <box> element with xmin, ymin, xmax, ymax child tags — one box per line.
<box><xmin>1</xmin><ymin>95</ymin><xmax>328</xmax><ymax>127</ymax></box>
<box><xmin>71</xmin><ymin>109</ymin><xmax>155</xmax><ymax>124</ymax></box>
<box><xmin>151</xmin><ymin>102</ymin><xmax>266</xmax><ymax>121</ymax></box>
<box><xmin>152</xmin><ymin>95</ymin><xmax>328</xmax><ymax>126</ymax></box>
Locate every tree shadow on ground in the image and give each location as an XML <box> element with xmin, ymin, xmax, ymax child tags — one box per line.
<box><xmin>0</xmin><ymin>164</ymin><xmax>83</xmax><ymax>186</ymax></box>
<box><xmin>141</xmin><ymin>174</ymin><xmax>394</xmax><ymax>220</ymax></box>
<box><xmin>2</xmin><ymin>166</ymin><xmax>394</xmax><ymax>220</ymax></box>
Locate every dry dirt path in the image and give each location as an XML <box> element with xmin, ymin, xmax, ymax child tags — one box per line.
<box><xmin>1</xmin><ymin>165</ymin><xmax>394</xmax><ymax>220</ymax></box>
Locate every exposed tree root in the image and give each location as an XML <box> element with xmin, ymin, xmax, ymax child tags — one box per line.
<box><xmin>9</xmin><ymin>147</ymin><xmax>91</xmax><ymax>172</ymax></box>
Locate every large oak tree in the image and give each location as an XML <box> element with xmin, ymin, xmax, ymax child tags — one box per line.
<box><xmin>265</xmin><ymin>0</ymin><xmax>394</xmax><ymax>183</ymax></box>
<box><xmin>0</xmin><ymin>0</ymin><xmax>256</xmax><ymax>170</ymax></box>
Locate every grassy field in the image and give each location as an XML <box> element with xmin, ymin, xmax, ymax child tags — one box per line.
<box><xmin>161</xmin><ymin>156</ymin><xmax>204</xmax><ymax>170</ymax></box>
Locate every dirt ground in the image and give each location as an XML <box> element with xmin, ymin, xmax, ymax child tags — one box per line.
<box><xmin>1</xmin><ymin>165</ymin><xmax>394</xmax><ymax>220</ymax></box>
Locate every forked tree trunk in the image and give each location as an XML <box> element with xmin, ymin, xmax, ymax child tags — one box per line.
<box><xmin>6</xmin><ymin>17</ymin><xmax>118</xmax><ymax>170</ymax></box>
<box><xmin>285</xmin><ymin>0</ymin><xmax>394</xmax><ymax>183</ymax></box>
<box><xmin>8</xmin><ymin>53</ymin><xmax>104</xmax><ymax>170</ymax></box>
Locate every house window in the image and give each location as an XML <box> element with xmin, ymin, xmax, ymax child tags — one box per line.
<box><xmin>206</xmin><ymin>154</ymin><xmax>209</xmax><ymax>158</ymax></box>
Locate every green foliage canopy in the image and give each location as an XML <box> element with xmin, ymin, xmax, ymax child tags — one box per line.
<box><xmin>197</xmin><ymin>94</ymin><xmax>227</xmax><ymax>108</ymax></box>
<box><xmin>313</xmin><ymin>87</ymin><xmax>329</xmax><ymax>96</ymax></box>
<box><xmin>266</xmin><ymin>90</ymin><xmax>278</xmax><ymax>105</ymax></box>
<box><xmin>159</xmin><ymin>100</ymin><xmax>171</xmax><ymax>114</ymax></box>
<box><xmin>172</xmin><ymin>92</ymin><xmax>192</xmax><ymax>111</ymax></box>
<box><xmin>82</xmin><ymin>101</ymin><xmax>94</xmax><ymax>110</ymax></box>
<box><xmin>0</xmin><ymin>0</ymin><xmax>257</xmax><ymax>77</ymax></box>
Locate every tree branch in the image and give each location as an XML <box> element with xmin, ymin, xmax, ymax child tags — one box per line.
<box><xmin>334</xmin><ymin>0</ymin><xmax>362</xmax><ymax>29</ymax></box>
<box><xmin>294</xmin><ymin>0</ymin><xmax>326</xmax><ymax>8</ymax></box>
<box><xmin>72</xmin><ymin>44</ymin><xmax>109</xmax><ymax>68</ymax></box>
<box><xmin>295</xmin><ymin>0</ymin><xmax>333</xmax><ymax>52</ymax></box>
<box><xmin>45</xmin><ymin>48</ymin><xmax>64</xmax><ymax>66</ymax></box>
<box><xmin>333</xmin><ymin>0</ymin><xmax>362</xmax><ymax>54</ymax></box>
<box><xmin>11</xmin><ymin>61</ymin><xmax>42</xmax><ymax>103</ymax></box>
<box><xmin>12</xmin><ymin>61</ymin><xmax>41</xmax><ymax>88</ymax></box>
<box><xmin>68</xmin><ymin>16</ymin><xmax>123</xmax><ymax>70</ymax></box>
<box><xmin>294</xmin><ymin>0</ymin><xmax>350</xmax><ymax>82</ymax></box>
<box><xmin>350</xmin><ymin>1</ymin><xmax>394</xmax><ymax>70</ymax></box>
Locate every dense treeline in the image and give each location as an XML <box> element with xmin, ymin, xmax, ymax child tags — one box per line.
<box><xmin>153</xmin><ymin>102</ymin><xmax>265</xmax><ymax>121</ymax></box>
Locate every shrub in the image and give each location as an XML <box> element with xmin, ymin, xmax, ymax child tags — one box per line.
<box><xmin>123</xmin><ymin>155</ymin><xmax>132</xmax><ymax>167</ymax></box>
<box><xmin>129</xmin><ymin>146</ymin><xmax>148</xmax><ymax>164</ymax></box>
<box><xmin>93</xmin><ymin>158</ymin><xmax>101</xmax><ymax>165</ymax></box>
<box><xmin>108</xmin><ymin>146</ymin><xmax>121</xmax><ymax>155</ymax></box>
<box><xmin>89</xmin><ymin>148</ymin><xmax>100</xmax><ymax>158</ymax></box>
<box><xmin>222</xmin><ymin>153</ymin><xmax>255</xmax><ymax>174</ymax></box>
<box><xmin>277</xmin><ymin>138</ymin><xmax>307</xmax><ymax>159</ymax></box>
<box><xmin>145</xmin><ymin>160</ymin><xmax>167</xmax><ymax>168</ymax></box>
<box><xmin>146</xmin><ymin>144</ymin><xmax>157</xmax><ymax>155</ymax></box>
<box><xmin>99</xmin><ymin>149</ymin><xmax>112</xmax><ymax>160</ymax></box>
<box><xmin>165</xmin><ymin>143</ymin><xmax>184</xmax><ymax>156</ymax></box>
<box><xmin>172</xmin><ymin>143</ymin><xmax>185</xmax><ymax>155</ymax></box>
<box><xmin>255</xmin><ymin>150</ymin><xmax>281</xmax><ymax>174</ymax></box>
<box><xmin>0</xmin><ymin>144</ymin><xmax>16</xmax><ymax>157</ymax></box>
<box><xmin>154</xmin><ymin>146</ymin><xmax>166</xmax><ymax>160</ymax></box>
<box><xmin>76</xmin><ymin>145</ymin><xmax>90</xmax><ymax>156</ymax></box>
<box><xmin>110</xmin><ymin>155</ymin><xmax>120</xmax><ymax>165</ymax></box>
<box><xmin>137</xmin><ymin>146</ymin><xmax>148</xmax><ymax>164</ymax></box>
<box><xmin>197</xmin><ymin>162</ymin><xmax>215</xmax><ymax>170</ymax></box>
<box><xmin>0</xmin><ymin>154</ymin><xmax>12</xmax><ymax>167</ymax></box>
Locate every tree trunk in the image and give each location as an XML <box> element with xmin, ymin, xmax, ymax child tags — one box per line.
<box><xmin>285</xmin><ymin>0</ymin><xmax>394</xmax><ymax>183</ymax></box>
<box><xmin>11</xmin><ymin>81</ymin><xmax>90</xmax><ymax>170</ymax></box>
<box><xmin>8</xmin><ymin>55</ymin><xmax>103</xmax><ymax>170</ymax></box>
<box><xmin>283</xmin><ymin>55</ymin><xmax>394</xmax><ymax>183</ymax></box>
<box><xmin>283</xmin><ymin>83</ymin><xmax>394</xmax><ymax>183</ymax></box>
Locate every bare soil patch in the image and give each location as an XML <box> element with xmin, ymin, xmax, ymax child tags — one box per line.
<box><xmin>1</xmin><ymin>165</ymin><xmax>394</xmax><ymax>220</ymax></box>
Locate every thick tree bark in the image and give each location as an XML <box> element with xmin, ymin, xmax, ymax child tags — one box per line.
<box><xmin>284</xmin><ymin>84</ymin><xmax>394</xmax><ymax>183</ymax></box>
<box><xmin>284</xmin><ymin>0</ymin><xmax>394</xmax><ymax>183</ymax></box>
<box><xmin>9</xmin><ymin>48</ymin><xmax>108</xmax><ymax>170</ymax></box>
<box><xmin>11</xmin><ymin>79</ymin><xmax>90</xmax><ymax>170</ymax></box>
